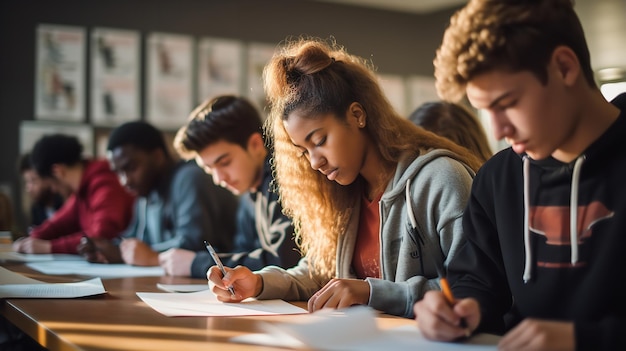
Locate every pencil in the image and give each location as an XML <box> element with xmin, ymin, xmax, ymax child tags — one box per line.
<box><xmin>437</xmin><ymin>272</ymin><xmax>471</xmax><ymax>338</ymax></box>
<box><xmin>203</xmin><ymin>241</ymin><xmax>236</xmax><ymax>296</ymax></box>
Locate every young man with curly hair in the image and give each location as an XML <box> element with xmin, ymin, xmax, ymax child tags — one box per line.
<box><xmin>414</xmin><ymin>0</ymin><xmax>626</xmax><ymax>349</ymax></box>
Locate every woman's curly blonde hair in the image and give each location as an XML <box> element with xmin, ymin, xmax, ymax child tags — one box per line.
<box><xmin>263</xmin><ymin>37</ymin><xmax>481</xmax><ymax>279</ymax></box>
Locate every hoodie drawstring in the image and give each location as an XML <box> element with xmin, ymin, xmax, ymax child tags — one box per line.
<box><xmin>522</xmin><ymin>155</ymin><xmax>586</xmax><ymax>283</ymax></box>
<box><xmin>570</xmin><ymin>155</ymin><xmax>585</xmax><ymax>265</ymax></box>
<box><xmin>522</xmin><ymin>156</ymin><xmax>532</xmax><ymax>283</ymax></box>
<box><xmin>405</xmin><ymin>178</ymin><xmax>426</xmax><ymax>276</ymax></box>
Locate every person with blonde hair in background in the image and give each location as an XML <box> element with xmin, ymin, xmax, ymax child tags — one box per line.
<box><xmin>207</xmin><ymin>37</ymin><xmax>481</xmax><ymax>318</ymax></box>
<box><xmin>409</xmin><ymin>101</ymin><xmax>492</xmax><ymax>164</ymax></box>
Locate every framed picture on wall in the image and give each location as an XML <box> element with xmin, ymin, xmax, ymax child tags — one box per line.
<box><xmin>378</xmin><ymin>74</ymin><xmax>408</xmax><ymax>117</ymax></box>
<box><xmin>406</xmin><ymin>75</ymin><xmax>440</xmax><ymax>114</ymax></box>
<box><xmin>247</xmin><ymin>42</ymin><xmax>276</xmax><ymax>118</ymax></box>
<box><xmin>146</xmin><ymin>32</ymin><xmax>194</xmax><ymax>130</ymax></box>
<box><xmin>34</xmin><ymin>24</ymin><xmax>86</xmax><ymax>122</ymax></box>
<box><xmin>90</xmin><ymin>27</ymin><xmax>140</xmax><ymax>127</ymax></box>
<box><xmin>197</xmin><ymin>37</ymin><xmax>244</xmax><ymax>104</ymax></box>
<box><xmin>20</xmin><ymin>121</ymin><xmax>93</xmax><ymax>157</ymax></box>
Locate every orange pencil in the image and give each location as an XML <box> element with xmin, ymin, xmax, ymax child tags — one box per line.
<box><xmin>436</xmin><ymin>269</ymin><xmax>471</xmax><ymax>337</ymax></box>
<box><xmin>439</xmin><ymin>276</ymin><xmax>456</xmax><ymax>305</ymax></box>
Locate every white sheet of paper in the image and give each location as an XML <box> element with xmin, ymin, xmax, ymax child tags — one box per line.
<box><xmin>156</xmin><ymin>283</ymin><xmax>209</xmax><ymax>293</ymax></box>
<box><xmin>0</xmin><ymin>266</ymin><xmax>45</xmax><ymax>285</ymax></box>
<box><xmin>136</xmin><ymin>289</ymin><xmax>307</xmax><ymax>317</ymax></box>
<box><xmin>0</xmin><ymin>252</ymin><xmax>84</xmax><ymax>263</ymax></box>
<box><xmin>27</xmin><ymin>261</ymin><xmax>164</xmax><ymax>278</ymax></box>
<box><xmin>0</xmin><ymin>277</ymin><xmax>106</xmax><ymax>298</ymax></box>
<box><xmin>231</xmin><ymin>306</ymin><xmax>499</xmax><ymax>351</ymax></box>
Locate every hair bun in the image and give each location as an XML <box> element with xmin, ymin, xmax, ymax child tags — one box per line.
<box><xmin>286</xmin><ymin>67</ymin><xmax>303</xmax><ymax>84</ymax></box>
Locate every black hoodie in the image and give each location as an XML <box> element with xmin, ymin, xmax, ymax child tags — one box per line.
<box><xmin>449</xmin><ymin>93</ymin><xmax>626</xmax><ymax>350</ymax></box>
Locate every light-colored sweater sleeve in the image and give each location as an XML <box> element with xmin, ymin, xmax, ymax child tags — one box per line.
<box><xmin>255</xmin><ymin>257</ymin><xmax>327</xmax><ymax>301</ymax></box>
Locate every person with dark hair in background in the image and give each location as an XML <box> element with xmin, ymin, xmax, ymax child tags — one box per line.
<box><xmin>77</xmin><ymin>121</ymin><xmax>239</xmax><ymax>267</ymax></box>
<box><xmin>18</xmin><ymin>153</ymin><xmax>65</xmax><ymax>228</ymax></box>
<box><xmin>409</xmin><ymin>101</ymin><xmax>492</xmax><ymax>164</ymax></box>
<box><xmin>0</xmin><ymin>192</ymin><xmax>13</xmax><ymax>233</ymax></box>
<box><xmin>157</xmin><ymin>95</ymin><xmax>301</xmax><ymax>278</ymax></box>
<box><xmin>413</xmin><ymin>0</ymin><xmax>626</xmax><ymax>349</ymax></box>
<box><xmin>12</xmin><ymin>134</ymin><xmax>135</xmax><ymax>254</ymax></box>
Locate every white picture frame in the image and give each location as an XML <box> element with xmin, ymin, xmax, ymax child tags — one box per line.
<box><xmin>378</xmin><ymin>74</ymin><xmax>408</xmax><ymax>117</ymax></box>
<box><xmin>35</xmin><ymin>24</ymin><xmax>86</xmax><ymax>122</ymax></box>
<box><xmin>146</xmin><ymin>32</ymin><xmax>194</xmax><ymax>130</ymax></box>
<box><xmin>197</xmin><ymin>37</ymin><xmax>244</xmax><ymax>103</ymax></box>
<box><xmin>20</xmin><ymin>120</ymin><xmax>93</xmax><ymax>157</ymax></box>
<box><xmin>90</xmin><ymin>28</ymin><xmax>140</xmax><ymax>126</ymax></box>
<box><xmin>246</xmin><ymin>42</ymin><xmax>276</xmax><ymax>118</ymax></box>
<box><xmin>406</xmin><ymin>75</ymin><xmax>440</xmax><ymax>115</ymax></box>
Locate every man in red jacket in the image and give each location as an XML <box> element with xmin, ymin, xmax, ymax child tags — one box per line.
<box><xmin>13</xmin><ymin>134</ymin><xmax>135</xmax><ymax>254</ymax></box>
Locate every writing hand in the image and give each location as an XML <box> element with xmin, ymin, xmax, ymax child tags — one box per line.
<box><xmin>499</xmin><ymin>319</ymin><xmax>574</xmax><ymax>351</ymax></box>
<box><xmin>12</xmin><ymin>237</ymin><xmax>51</xmax><ymax>254</ymax></box>
<box><xmin>207</xmin><ymin>265</ymin><xmax>261</xmax><ymax>302</ymax></box>
<box><xmin>413</xmin><ymin>291</ymin><xmax>480</xmax><ymax>341</ymax></box>
<box><xmin>307</xmin><ymin>278</ymin><xmax>370</xmax><ymax>313</ymax></box>
<box><xmin>158</xmin><ymin>248</ymin><xmax>194</xmax><ymax>276</ymax></box>
<box><xmin>119</xmin><ymin>238</ymin><xmax>159</xmax><ymax>266</ymax></box>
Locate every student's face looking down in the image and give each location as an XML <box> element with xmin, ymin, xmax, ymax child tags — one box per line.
<box><xmin>284</xmin><ymin>103</ymin><xmax>369</xmax><ymax>186</ymax></box>
<box><xmin>107</xmin><ymin>145</ymin><xmax>163</xmax><ymax>197</ymax></box>
<box><xmin>466</xmin><ymin>48</ymin><xmax>583</xmax><ymax>161</ymax></box>
<box><xmin>22</xmin><ymin>169</ymin><xmax>56</xmax><ymax>204</ymax></box>
<box><xmin>195</xmin><ymin>136</ymin><xmax>265</xmax><ymax>195</ymax></box>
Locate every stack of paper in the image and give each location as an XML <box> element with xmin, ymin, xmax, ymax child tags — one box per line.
<box><xmin>26</xmin><ymin>261</ymin><xmax>164</xmax><ymax>278</ymax></box>
<box><xmin>136</xmin><ymin>289</ymin><xmax>307</xmax><ymax>317</ymax></box>
<box><xmin>156</xmin><ymin>283</ymin><xmax>209</xmax><ymax>293</ymax></box>
<box><xmin>232</xmin><ymin>306</ymin><xmax>500</xmax><ymax>350</ymax></box>
<box><xmin>0</xmin><ymin>266</ymin><xmax>106</xmax><ymax>298</ymax></box>
<box><xmin>0</xmin><ymin>252</ymin><xmax>84</xmax><ymax>263</ymax></box>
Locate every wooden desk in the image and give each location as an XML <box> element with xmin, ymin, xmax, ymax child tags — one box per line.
<box><xmin>1</xmin><ymin>263</ymin><xmax>415</xmax><ymax>351</ymax></box>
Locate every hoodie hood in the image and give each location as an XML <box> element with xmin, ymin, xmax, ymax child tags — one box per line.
<box><xmin>382</xmin><ymin>149</ymin><xmax>475</xmax><ymax>203</ymax></box>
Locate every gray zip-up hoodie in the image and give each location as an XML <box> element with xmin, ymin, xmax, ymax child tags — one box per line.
<box><xmin>257</xmin><ymin>149</ymin><xmax>474</xmax><ymax>318</ymax></box>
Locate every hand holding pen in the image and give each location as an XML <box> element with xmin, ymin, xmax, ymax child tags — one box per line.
<box><xmin>204</xmin><ymin>241</ymin><xmax>235</xmax><ymax>296</ymax></box>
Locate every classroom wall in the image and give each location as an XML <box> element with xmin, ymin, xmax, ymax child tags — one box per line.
<box><xmin>0</xmin><ymin>0</ymin><xmax>459</xmax><ymax>232</ymax></box>
<box><xmin>2</xmin><ymin>0</ymin><xmax>623</xmax><ymax>233</ymax></box>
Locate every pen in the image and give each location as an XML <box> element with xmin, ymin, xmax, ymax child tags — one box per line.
<box><xmin>204</xmin><ymin>241</ymin><xmax>235</xmax><ymax>296</ymax></box>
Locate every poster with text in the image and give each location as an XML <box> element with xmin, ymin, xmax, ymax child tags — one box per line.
<box><xmin>407</xmin><ymin>76</ymin><xmax>440</xmax><ymax>114</ymax></box>
<box><xmin>146</xmin><ymin>33</ymin><xmax>193</xmax><ymax>130</ymax></box>
<box><xmin>378</xmin><ymin>74</ymin><xmax>408</xmax><ymax>117</ymax></box>
<box><xmin>20</xmin><ymin>121</ymin><xmax>93</xmax><ymax>157</ymax></box>
<box><xmin>35</xmin><ymin>24</ymin><xmax>86</xmax><ymax>122</ymax></box>
<box><xmin>91</xmin><ymin>28</ymin><xmax>140</xmax><ymax>126</ymax></box>
<box><xmin>197</xmin><ymin>38</ymin><xmax>243</xmax><ymax>103</ymax></box>
<box><xmin>247</xmin><ymin>43</ymin><xmax>276</xmax><ymax>118</ymax></box>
